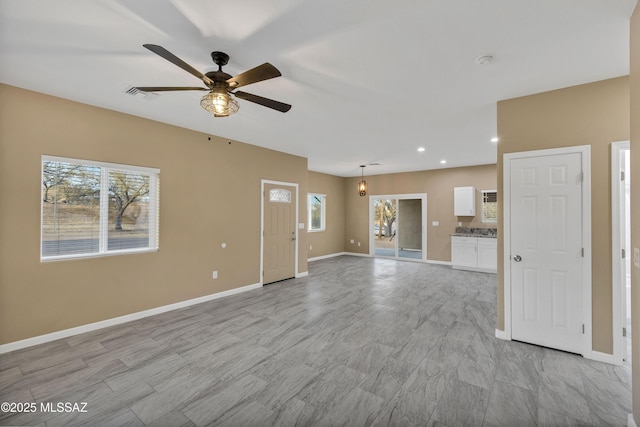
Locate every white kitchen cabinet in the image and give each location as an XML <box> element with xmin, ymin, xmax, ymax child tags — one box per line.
<box><xmin>454</xmin><ymin>186</ymin><xmax>475</xmax><ymax>216</ymax></box>
<box><xmin>451</xmin><ymin>235</ymin><xmax>496</xmax><ymax>273</ymax></box>
<box><xmin>477</xmin><ymin>238</ymin><xmax>497</xmax><ymax>271</ymax></box>
<box><xmin>451</xmin><ymin>236</ymin><xmax>477</xmax><ymax>268</ymax></box>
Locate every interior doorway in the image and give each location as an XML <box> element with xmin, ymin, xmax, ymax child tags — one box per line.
<box><xmin>612</xmin><ymin>141</ymin><xmax>631</xmax><ymax>364</ymax></box>
<box><xmin>370</xmin><ymin>194</ymin><xmax>427</xmax><ymax>261</ymax></box>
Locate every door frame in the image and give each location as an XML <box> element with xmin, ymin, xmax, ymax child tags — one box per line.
<box><xmin>611</xmin><ymin>140</ymin><xmax>630</xmax><ymax>365</ymax></box>
<box><xmin>368</xmin><ymin>193</ymin><xmax>427</xmax><ymax>261</ymax></box>
<box><xmin>260</xmin><ymin>179</ymin><xmax>300</xmax><ymax>286</ymax></box>
<box><xmin>502</xmin><ymin>145</ymin><xmax>592</xmax><ymax>358</ymax></box>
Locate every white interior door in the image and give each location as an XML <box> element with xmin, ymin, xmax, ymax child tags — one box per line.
<box><xmin>510</xmin><ymin>152</ymin><xmax>584</xmax><ymax>354</ymax></box>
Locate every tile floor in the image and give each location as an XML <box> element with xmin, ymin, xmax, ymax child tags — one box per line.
<box><xmin>0</xmin><ymin>256</ymin><xmax>632</xmax><ymax>426</ymax></box>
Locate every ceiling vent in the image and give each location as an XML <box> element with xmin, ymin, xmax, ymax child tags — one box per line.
<box><xmin>475</xmin><ymin>55</ymin><xmax>495</xmax><ymax>65</ymax></box>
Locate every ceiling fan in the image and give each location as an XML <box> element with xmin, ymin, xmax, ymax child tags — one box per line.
<box><xmin>134</xmin><ymin>44</ymin><xmax>291</xmax><ymax>117</ymax></box>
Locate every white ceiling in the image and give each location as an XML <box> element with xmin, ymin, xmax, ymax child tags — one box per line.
<box><xmin>0</xmin><ymin>0</ymin><xmax>636</xmax><ymax>177</ymax></box>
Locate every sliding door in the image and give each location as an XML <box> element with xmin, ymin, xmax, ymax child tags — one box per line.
<box><xmin>370</xmin><ymin>194</ymin><xmax>426</xmax><ymax>261</ymax></box>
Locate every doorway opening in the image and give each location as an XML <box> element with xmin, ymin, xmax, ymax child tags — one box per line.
<box><xmin>612</xmin><ymin>141</ymin><xmax>631</xmax><ymax>365</ymax></box>
<box><xmin>369</xmin><ymin>194</ymin><xmax>427</xmax><ymax>261</ymax></box>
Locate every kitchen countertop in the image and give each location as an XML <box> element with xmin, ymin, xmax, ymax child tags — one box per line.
<box><xmin>450</xmin><ymin>227</ymin><xmax>497</xmax><ymax>238</ymax></box>
<box><xmin>450</xmin><ymin>233</ymin><xmax>497</xmax><ymax>238</ymax></box>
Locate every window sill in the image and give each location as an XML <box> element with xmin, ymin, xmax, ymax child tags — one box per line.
<box><xmin>41</xmin><ymin>247</ymin><xmax>158</xmax><ymax>262</ymax></box>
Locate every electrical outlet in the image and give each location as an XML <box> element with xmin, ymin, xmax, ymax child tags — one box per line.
<box><xmin>432</xmin><ymin>221</ymin><xmax>439</xmax><ymax>226</ymax></box>
<box><xmin>309</xmin><ymin>245</ymin><xmax>313</xmax><ymax>251</ymax></box>
<box><xmin>358</xmin><ymin>242</ymin><xmax>361</xmax><ymax>247</ymax></box>
<box><xmin>634</xmin><ymin>247</ymin><xmax>640</xmax><ymax>268</ymax></box>
<box><xmin>350</xmin><ymin>239</ymin><xmax>354</xmax><ymax>244</ymax></box>
<box><xmin>212</xmin><ymin>271</ymin><xmax>218</xmax><ymax>279</ymax></box>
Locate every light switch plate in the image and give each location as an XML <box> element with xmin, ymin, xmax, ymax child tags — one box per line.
<box><xmin>299</xmin><ymin>223</ymin><xmax>305</xmax><ymax>229</ymax></box>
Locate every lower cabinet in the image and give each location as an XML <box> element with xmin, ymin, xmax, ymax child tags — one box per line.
<box><xmin>451</xmin><ymin>236</ymin><xmax>497</xmax><ymax>273</ymax></box>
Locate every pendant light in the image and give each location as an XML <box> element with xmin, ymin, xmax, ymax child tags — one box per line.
<box><xmin>358</xmin><ymin>165</ymin><xmax>367</xmax><ymax>196</ymax></box>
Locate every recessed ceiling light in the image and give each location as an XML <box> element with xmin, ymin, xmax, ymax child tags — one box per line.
<box><xmin>491</xmin><ymin>137</ymin><xmax>499</xmax><ymax>143</ymax></box>
<box><xmin>440</xmin><ymin>160</ymin><xmax>447</xmax><ymax>164</ymax></box>
<box><xmin>417</xmin><ymin>147</ymin><xmax>426</xmax><ymax>152</ymax></box>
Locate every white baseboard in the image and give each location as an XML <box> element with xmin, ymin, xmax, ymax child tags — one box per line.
<box><xmin>308</xmin><ymin>252</ymin><xmax>349</xmax><ymax>262</ymax></box>
<box><xmin>0</xmin><ymin>282</ymin><xmax>262</xmax><ymax>354</ymax></box>
<box><xmin>452</xmin><ymin>265</ymin><xmax>497</xmax><ymax>274</ymax></box>
<box><xmin>495</xmin><ymin>329</ymin><xmax>509</xmax><ymax>340</ymax></box>
<box><xmin>425</xmin><ymin>259</ymin><xmax>452</xmax><ymax>266</ymax></box>
<box><xmin>309</xmin><ymin>252</ymin><xmax>453</xmax><ymax>265</ymax></box>
<box><xmin>586</xmin><ymin>350</ymin><xmax>620</xmax><ymax>366</ymax></box>
<box><xmin>343</xmin><ymin>251</ymin><xmax>371</xmax><ymax>258</ymax></box>
<box><xmin>629</xmin><ymin>413</ymin><xmax>637</xmax><ymax>427</ymax></box>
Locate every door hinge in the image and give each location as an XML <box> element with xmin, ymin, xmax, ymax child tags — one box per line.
<box><xmin>622</xmin><ymin>248</ymin><xmax>626</xmax><ymax>259</ymax></box>
<box><xmin>623</xmin><ymin>327</ymin><xmax>627</xmax><ymax>337</ymax></box>
<box><xmin>578</xmin><ymin>171</ymin><xmax>584</xmax><ymax>183</ymax></box>
<box><xmin>582</xmin><ymin>324</ymin><xmax>585</xmax><ymax>334</ymax></box>
<box><xmin>621</xmin><ymin>171</ymin><xmax>625</xmax><ymax>181</ymax></box>
<box><xmin>581</xmin><ymin>248</ymin><xmax>584</xmax><ymax>257</ymax></box>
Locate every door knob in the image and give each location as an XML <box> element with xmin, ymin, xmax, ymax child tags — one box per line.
<box><xmin>513</xmin><ymin>255</ymin><xmax>522</xmax><ymax>262</ymax></box>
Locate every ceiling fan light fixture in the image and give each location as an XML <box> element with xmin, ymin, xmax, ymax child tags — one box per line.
<box><xmin>200</xmin><ymin>89</ymin><xmax>239</xmax><ymax>117</ymax></box>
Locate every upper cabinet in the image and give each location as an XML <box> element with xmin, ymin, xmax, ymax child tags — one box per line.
<box><xmin>454</xmin><ymin>186</ymin><xmax>475</xmax><ymax>216</ymax></box>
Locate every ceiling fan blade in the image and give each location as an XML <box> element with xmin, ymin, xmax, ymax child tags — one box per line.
<box><xmin>227</xmin><ymin>63</ymin><xmax>281</xmax><ymax>89</ymax></box>
<box><xmin>234</xmin><ymin>91</ymin><xmax>291</xmax><ymax>113</ymax></box>
<box><xmin>135</xmin><ymin>86</ymin><xmax>208</xmax><ymax>92</ymax></box>
<box><xmin>143</xmin><ymin>44</ymin><xmax>214</xmax><ymax>87</ymax></box>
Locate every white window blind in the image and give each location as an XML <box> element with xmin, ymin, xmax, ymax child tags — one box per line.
<box><xmin>41</xmin><ymin>156</ymin><xmax>159</xmax><ymax>260</ymax></box>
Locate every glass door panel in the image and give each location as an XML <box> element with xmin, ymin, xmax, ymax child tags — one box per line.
<box><xmin>398</xmin><ymin>199</ymin><xmax>422</xmax><ymax>259</ymax></box>
<box><xmin>373</xmin><ymin>198</ymin><xmax>397</xmax><ymax>257</ymax></box>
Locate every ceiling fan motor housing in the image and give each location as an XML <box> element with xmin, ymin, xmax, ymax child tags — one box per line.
<box><xmin>211</xmin><ymin>51</ymin><xmax>229</xmax><ymax>67</ymax></box>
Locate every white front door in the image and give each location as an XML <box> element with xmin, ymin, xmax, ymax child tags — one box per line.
<box><xmin>510</xmin><ymin>152</ymin><xmax>584</xmax><ymax>353</ymax></box>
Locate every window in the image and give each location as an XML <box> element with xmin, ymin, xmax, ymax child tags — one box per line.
<box><xmin>41</xmin><ymin>156</ymin><xmax>159</xmax><ymax>260</ymax></box>
<box><xmin>308</xmin><ymin>193</ymin><xmax>326</xmax><ymax>232</ymax></box>
<box><xmin>481</xmin><ymin>190</ymin><xmax>497</xmax><ymax>223</ymax></box>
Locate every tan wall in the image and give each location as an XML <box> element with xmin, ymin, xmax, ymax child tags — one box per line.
<box><xmin>496</xmin><ymin>76</ymin><xmax>630</xmax><ymax>354</ymax></box>
<box><xmin>307</xmin><ymin>171</ymin><xmax>346</xmax><ymax>258</ymax></box>
<box><xmin>0</xmin><ymin>84</ymin><xmax>308</xmax><ymax>344</ymax></box>
<box><xmin>630</xmin><ymin>2</ymin><xmax>640</xmax><ymax>421</ymax></box>
<box><xmin>343</xmin><ymin>165</ymin><xmax>496</xmax><ymax>261</ymax></box>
